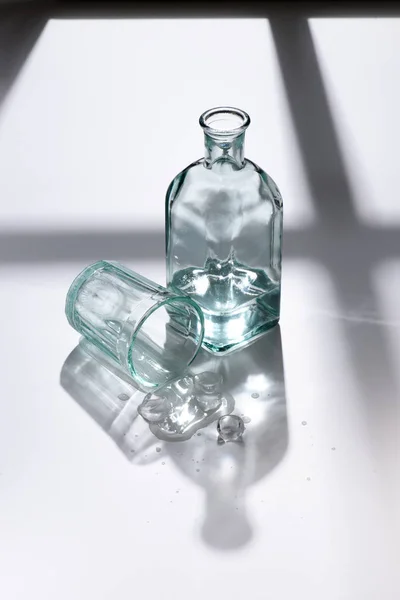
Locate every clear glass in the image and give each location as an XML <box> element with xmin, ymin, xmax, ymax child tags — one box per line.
<box><xmin>166</xmin><ymin>106</ymin><xmax>283</xmax><ymax>354</ymax></box>
<box><xmin>65</xmin><ymin>261</ymin><xmax>204</xmax><ymax>389</ymax></box>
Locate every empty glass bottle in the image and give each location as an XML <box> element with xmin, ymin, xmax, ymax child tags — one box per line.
<box><xmin>166</xmin><ymin>107</ymin><xmax>283</xmax><ymax>353</ymax></box>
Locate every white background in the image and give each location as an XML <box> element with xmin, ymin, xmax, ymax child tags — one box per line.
<box><xmin>0</xmin><ymin>17</ymin><xmax>399</xmax><ymax>600</ymax></box>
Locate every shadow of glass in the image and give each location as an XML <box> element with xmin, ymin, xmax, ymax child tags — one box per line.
<box><xmin>60</xmin><ymin>326</ymin><xmax>288</xmax><ymax>550</ymax></box>
<box><xmin>60</xmin><ymin>341</ymin><xmax>161</xmax><ymax>466</ymax></box>
<box><xmin>164</xmin><ymin>326</ymin><xmax>288</xmax><ymax>551</ymax></box>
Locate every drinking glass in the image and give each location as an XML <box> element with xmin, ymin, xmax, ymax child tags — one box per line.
<box><xmin>65</xmin><ymin>261</ymin><xmax>204</xmax><ymax>389</ymax></box>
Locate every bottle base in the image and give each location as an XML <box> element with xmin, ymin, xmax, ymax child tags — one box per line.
<box><xmin>202</xmin><ymin>317</ymin><xmax>280</xmax><ymax>355</ymax></box>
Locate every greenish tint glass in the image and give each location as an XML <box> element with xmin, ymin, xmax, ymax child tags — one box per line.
<box><xmin>166</xmin><ymin>107</ymin><xmax>283</xmax><ymax>354</ymax></box>
<box><xmin>65</xmin><ymin>261</ymin><xmax>204</xmax><ymax>389</ymax></box>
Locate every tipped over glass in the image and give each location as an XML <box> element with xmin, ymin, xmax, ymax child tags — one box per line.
<box><xmin>65</xmin><ymin>261</ymin><xmax>204</xmax><ymax>389</ymax></box>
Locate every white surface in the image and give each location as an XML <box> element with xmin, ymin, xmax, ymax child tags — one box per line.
<box><xmin>0</xmin><ymin>18</ymin><xmax>313</xmax><ymax>230</ymax></box>
<box><xmin>0</xmin><ymin>17</ymin><xmax>399</xmax><ymax>600</ymax></box>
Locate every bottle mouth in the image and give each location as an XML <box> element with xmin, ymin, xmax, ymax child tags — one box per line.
<box><xmin>199</xmin><ymin>106</ymin><xmax>250</xmax><ymax>137</ymax></box>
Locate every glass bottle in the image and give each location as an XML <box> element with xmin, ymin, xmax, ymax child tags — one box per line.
<box><xmin>166</xmin><ymin>107</ymin><xmax>283</xmax><ymax>353</ymax></box>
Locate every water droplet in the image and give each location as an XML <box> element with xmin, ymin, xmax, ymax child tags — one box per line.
<box><xmin>217</xmin><ymin>415</ymin><xmax>245</xmax><ymax>443</ymax></box>
<box><xmin>194</xmin><ymin>371</ymin><xmax>223</xmax><ymax>395</ymax></box>
<box><xmin>251</xmin><ymin>392</ymin><xmax>259</xmax><ymax>399</ymax></box>
<box><xmin>331</xmin><ymin>447</ymin><xmax>336</xmax><ymax>451</ymax></box>
<box><xmin>118</xmin><ymin>393</ymin><xmax>130</xmax><ymax>401</ymax></box>
<box><xmin>162</xmin><ymin>462</ymin><xmax>165</xmax><ymax>465</ymax></box>
<box><xmin>194</xmin><ymin>372</ymin><xmax>223</xmax><ymax>412</ymax></box>
<box><xmin>173</xmin><ymin>375</ymin><xmax>194</xmax><ymax>397</ymax></box>
<box><xmin>139</xmin><ymin>395</ymin><xmax>171</xmax><ymax>423</ymax></box>
<box><xmin>156</xmin><ymin>447</ymin><xmax>161</xmax><ymax>453</ymax></box>
<box><xmin>302</xmin><ymin>421</ymin><xmax>307</xmax><ymax>426</ymax></box>
<box><xmin>197</xmin><ymin>393</ymin><xmax>222</xmax><ymax>412</ymax></box>
<box><xmin>242</xmin><ymin>416</ymin><xmax>251</xmax><ymax>424</ymax></box>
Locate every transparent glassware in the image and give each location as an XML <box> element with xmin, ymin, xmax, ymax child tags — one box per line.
<box><xmin>166</xmin><ymin>106</ymin><xmax>283</xmax><ymax>354</ymax></box>
<box><xmin>65</xmin><ymin>261</ymin><xmax>204</xmax><ymax>389</ymax></box>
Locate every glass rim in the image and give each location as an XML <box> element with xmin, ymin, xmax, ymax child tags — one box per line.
<box><xmin>65</xmin><ymin>260</ymin><xmax>107</xmax><ymax>330</ymax></box>
<box><xmin>199</xmin><ymin>106</ymin><xmax>250</xmax><ymax>136</ymax></box>
<box><xmin>127</xmin><ymin>295</ymin><xmax>205</xmax><ymax>388</ymax></box>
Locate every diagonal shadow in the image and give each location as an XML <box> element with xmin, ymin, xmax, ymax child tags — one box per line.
<box><xmin>270</xmin><ymin>17</ymin><xmax>356</xmax><ymax>227</ymax></box>
<box><xmin>0</xmin><ymin>3</ymin><xmax>47</xmax><ymax>111</ymax></box>
<box><xmin>270</xmin><ymin>17</ymin><xmax>399</xmax><ymax>445</ymax></box>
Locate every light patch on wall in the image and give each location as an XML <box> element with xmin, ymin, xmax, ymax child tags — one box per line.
<box><xmin>310</xmin><ymin>18</ymin><xmax>400</xmax><ymax>226</ymax></box>
<box><xmin>0</xmin><ymin>18</ymin><xmax>315</xmax><ymax>232</ymax></box>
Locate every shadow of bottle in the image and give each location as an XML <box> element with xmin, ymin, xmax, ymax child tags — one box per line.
<box><xmin>60</xmin><ymin>326</ymin><xmax>288</xmax><ymax>550</ymax></box>
<box><xmin>164</xmin><ymin>325</ymin><xmax>288</xmax><ymax>551</ymax></box>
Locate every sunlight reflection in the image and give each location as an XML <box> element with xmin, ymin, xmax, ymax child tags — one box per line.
<box><xmin>246</xmin><ymin>373</ymin><xmax>271</xmax><ymax>392</ymax></box>
<box><xmin>372</xmin><ymin>260</ymin><xmax>400</xmax><ymax>386</ymax></box>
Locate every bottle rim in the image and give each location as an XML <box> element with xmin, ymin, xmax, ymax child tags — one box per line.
<box><xmin>199</xmin><ymin>106</ymin><xmax>250</xmax><ymax>137</ymax></box>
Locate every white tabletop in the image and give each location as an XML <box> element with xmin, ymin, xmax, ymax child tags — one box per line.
<box><xmin>0</xmin><ymin>16</ymin><xmax>399</xmax><ymax>600</ymax></box>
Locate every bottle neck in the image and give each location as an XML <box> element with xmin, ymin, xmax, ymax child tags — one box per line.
<box><xmin>204</xmin><ymin>132</ymin><xmax>245</xmax><ymax>168</ymax></box>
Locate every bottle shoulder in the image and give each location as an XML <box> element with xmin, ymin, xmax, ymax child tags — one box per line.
<box><xmin>245</xmin><ymin>159</ymin><xmax>283</xmax><ymax>210</ymax></box>
<box><xmin>165</xmin><ymin>159</ymin><xmax>203</xmax><ymax>204</ymax></box>
<box><xmin>166</xmin><ymin>158</ymin><xmax>283</xmax><ymax>211</ymax></box>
